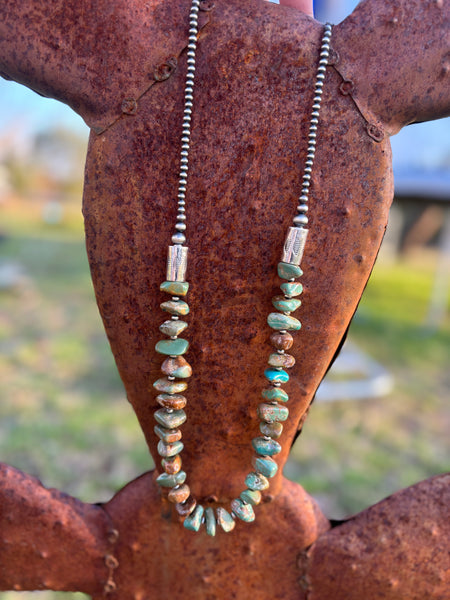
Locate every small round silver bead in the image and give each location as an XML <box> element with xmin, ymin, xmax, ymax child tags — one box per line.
<box><xmin>176</xmin><ymin>222</ymin><xmax>186</xmax><ymax>231</ymax></box>
<box><xmin>293</xmin><ymin>214</ymin><xmax>309</xmax><ymax>226</ymax></box>
<box><xmin>172</xmin><ymin>232</ymin><xmax>186</xmax><ymax>244</ymax></box>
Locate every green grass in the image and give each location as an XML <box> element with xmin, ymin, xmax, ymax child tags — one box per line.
<box><xmin>0</xmin><ymin>203</ymin><xmax>448</xmax><ymax>600</ymax></box>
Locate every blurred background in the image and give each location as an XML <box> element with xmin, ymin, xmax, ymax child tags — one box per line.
<box><xmin>0</xmin><ymin>0</ymin><xmax>448</xmax><ymax>598</ymax></box>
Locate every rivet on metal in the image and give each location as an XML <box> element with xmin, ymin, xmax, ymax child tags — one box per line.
<box><xmin>154</xmin><ymin>57</ymin><xmax>178</xmax><ymax>82</ymax></box>
<box><xmin>121</xmin><ymin>98</ymin><xmax>138</xmax><ymax>115</ymax></box>
<box><xmin>366</xmin><ymin>123</ymin><xmax>385</xmax><ymax>142</ymax></box>
<box><xmin>339</xmin><ymin>79</ymin><xmax>354</xmax><ymax>96</ymax></box>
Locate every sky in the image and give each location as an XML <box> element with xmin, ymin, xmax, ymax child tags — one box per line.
<box><xmin>0</xmin><ymin>0</ymin><xmax>448</xmax><ymax>180</ymax></box>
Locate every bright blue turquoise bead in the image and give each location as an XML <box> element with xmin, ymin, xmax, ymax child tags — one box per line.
<box><xmin>264</xmin><ymin>368</ymin><xmax>289</xmax><ymax>384</ymax></box>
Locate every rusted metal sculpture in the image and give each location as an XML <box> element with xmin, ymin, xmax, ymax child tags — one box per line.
<box><xmin>0</xmin><ymin>0</ymin><xmax>449</xmax><ymax>597</ymax></box>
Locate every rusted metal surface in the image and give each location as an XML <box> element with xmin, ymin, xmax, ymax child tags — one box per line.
<box><xmin>0</xmin><ymin>463</ymin><xmax>112</xmax><ymax>593</ymax></box>
<box><xmin>0</xmin><ymin>0</ymin><xmax>449</xmax><ymax>597</ymax></box>
<box><xmin>305</xmin><ymin>474</ymin><xmax>450</xmax><ymax>599</ymax></box>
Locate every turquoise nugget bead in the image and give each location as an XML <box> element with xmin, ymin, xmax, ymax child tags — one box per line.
<box><xmin>153</xmin><ymin>377</ymin><xmax>188</xmax><ymax>394</ymax></box>
<box><xmin>231</xmin><ymin>498</ymin><xmax>255</xmax><ymax>522</ymax></box>
<box><xmin>154</xmin><ymin>408</ymin><xmax>186</xmax><ymax>429</ymax></box>
<box><xmin>216</xmin><ymin>507</ymin><xmax>236</xmax><ymax>532</ymax></box>
<box><xmin>161</xmin><ymin>300</ymin><xmax>190</xmax><ymax>316</ymax></box>
<box><xmin>254</xmin><ymin>456</ymin><xmax>278</xmax><ymax>478</ymax></box>
<box><xmin>257</xmin><ymin>403</ymin><xmax>289</xmax><ymax>423</ymax></box>
<box><xmin>240</xmin><ymin>489</ymin><xmax>262</xmax><ymax>506</ymax></box>
<box><xmin>277</xmin><ymin>262</ymin><xmax>303</xmax><ymax>280</ymax></box>
<box><xmin>280</xmin><ymin>282</ymin><xmax>303</xmax><ymax>298</ymax></box>
<box><xmin>156</xmin><ymin>470</ymin><xmax>186</xmax><ymax>488</ymax></box>
<box><xmin>272</xmin><ymin>296</ymin><xmax>302</xmax><ymax>313</ymax></box>
<box><xmin>205</xmin><ymin>507</ymin><xmax>216</xmax><ymax>537</ymax></box>
<box><xmin>160</xmin><ymin>281</ymin><xmax>189</xmax><ymax>296</ymax></box>
<box><xmin>155</xmin><ymin>338</ymin><xmax>189</xmax><ymax>356</ymax></box>
<box><xmin>264</xmin><ymin>368</ymin><xmax>289</xmax><ymax>384</ymax></box>
<box><xmin>183</xmin><ymin>505</ymin><xmax>204</xmax><ymax>532</ymax></box>
<box><xmin>267</xmin><ymin>313</ymin><xmax>301</xmax><ymax>331</ymax></box>
<box><xmin>245</xmin><ymin>472</ymin><xmax>269</xmax><ymax>491</ymax></box>
<box><xmin>157</xmin><ymin>439</ymin><xmax>184</xmax><ymax>457</ymax></box>
<box><xmin>252</xmin><ymin>436</ymin><xmax>282</xmax><ymax>456</ymax></box>
<box><xmin>159</xmin><ymin>320</ymin><xmax>188</xmax><ymax>337</ymax></box>
<box><xmin>262</xmin><ymin>388</ymin><xmax>289</xmax><ymax>402</ymax></box>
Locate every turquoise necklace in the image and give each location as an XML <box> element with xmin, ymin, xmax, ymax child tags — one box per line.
<box><xmin>152</xmin><ymin>0</ymin><xmax>332</xmax><ymax>535</ymax></box>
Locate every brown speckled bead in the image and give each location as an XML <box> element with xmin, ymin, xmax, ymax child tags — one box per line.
<box><xmin>175</xmin><ymin>495</ymin><xmax>197</xmax><ymax>517</ymax></box>
<box><xmin>270</xmin><ymin>331</ymin><xmax>294</xmax><ymax>350</ymax></box>
<box><xmin>267</xmin><ymin>352</ymin><xmax>295</xmax><ymax>368</ymax></box>
<box><xmin>162</xmin><ymin>455</ymin><xmax>182</xmax><ymax>475</ymax></box>
<box><xmin>154</xmin><ymin>424</ymin><xmax>182</xmax><ymax>444</ymax></box>
<box><xmin>156</xmin><ymin>393</ymin><xmax>187</xmax><ymax>410</ymax></box>
<box><xmin>168</xmin><ymin>484</ymin><xmax>191</xmax><ymax>504</ymax></box>
<box><xmin>260</xmin><ymin>421</ymin><xmax>283</xmax><ymax>439</ymax></box>
<box><xmin>161</xmin><ymin>356</ymin><xmax>193</xmax><ymax>379</ymax></box>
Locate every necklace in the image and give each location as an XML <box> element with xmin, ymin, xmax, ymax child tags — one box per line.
<box><xmin>152</xmin><ymin>0</ymin><xmax>332</xmax><ymax>535</ymax></box>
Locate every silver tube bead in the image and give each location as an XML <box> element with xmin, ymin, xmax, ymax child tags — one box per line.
<box><xmin>281</xmin><ymin>227</ymin><xmax>309</xmax><ymax>266</ymax></box>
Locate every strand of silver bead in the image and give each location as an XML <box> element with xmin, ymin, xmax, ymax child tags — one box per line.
<box><xmin>153</xmin><ymin>11</ymin><xmax>332</xmax><ymax>535</ymax></box>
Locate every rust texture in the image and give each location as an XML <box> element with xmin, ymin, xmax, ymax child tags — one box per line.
<box><xmin>0</xmin><ymin>0</ymin><xmax>449</xmax><ymax>598</ymax></box>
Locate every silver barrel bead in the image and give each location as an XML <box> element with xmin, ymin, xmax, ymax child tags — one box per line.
<box><xmin>167</xmin><ymin>245</ymin><xmax>189</xmax><ymax>282</ymax></box>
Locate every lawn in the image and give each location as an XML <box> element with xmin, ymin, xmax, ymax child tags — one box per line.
<box><xmin>0</xmin><ymin>196</ymin><xmax>448</xmax><ymax>600</ymax></box>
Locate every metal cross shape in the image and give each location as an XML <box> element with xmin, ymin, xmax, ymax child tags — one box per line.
<box><xmin>0</xmin><ymin>0</ymin><xmax>449</xmax><ymax>597</ymax></box>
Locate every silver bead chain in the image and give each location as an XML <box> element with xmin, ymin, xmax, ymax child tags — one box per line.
<box><xmin>293</xmin><ymin>22</ymin><xmax>332</xmax><ymax>228</ymax></box>
<box><xmin>172</xmin><ymin>0</ymin><xmax>201</xmax><ymax>245</ymax></box>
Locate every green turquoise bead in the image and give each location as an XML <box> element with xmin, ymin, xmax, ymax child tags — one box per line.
<box><xmin>205</xmin><ymin>507</ymin><xmax>216</xmax><ymax>537</ymax></box>
<box><xmin>272</xmin><ymin>296</ymin><xmax>302</xmax><ymax>313</ymax></box>
<box><xmin>216</xmin><ymin>507</ymin><xmax>236</xmax><ymax>532</ymax></box>
<box><xmin>160</xmin><ymin>281</ymin><xmax>189</xmax><ymax>296</ymax></box>
<box><xmin>277</xmin><ymin>262</ymin><xmax>303</xmax><ymax>280</ymax></box>
<box><xmin>267</xmin><ymin>312</ymin><xmax>301</xmax><ymax>331</ymax></box>
<box><xmin>183</xmin><ymin>505</ymin><xmax>204</xmax><ymax>532</ymax></box>
<box><xmin>154</xmin><ymin>424</ymin><xmax>181</xmax><ymax>443</ymax></box>
<box><xmin>156</xmin><ymin>470</ymin><xmax>186</xmax><ymax>488</ymax></box>
<box><xmin>252</xmin><ymin>436</ymin><xmax>282</xmax><ymax>456</ymax></box>
<box><xmin>280</xmin><ymin>282</ymin><xmax>303</xmax><ymax>298</ymax></box>
<box><xmin>264</xmin><ymin>368</ymin><xmax>289</xmax><ymax>384</ymax></box>
<box><xmin>155</xmin><ymin>338</ymin><xmax>189</xmax><ymax>356</ymax></box>
<box><xmin>240</xmin><ymin>489</ymin><xmax>262</xmax><ymax>506</ymax></box>
<box><xmin>161</xmin><ymin>300</ymin><xmax>190</xmax><ymax>316</ymax></box>
<box><xmin>153</xmin><ymin>377</ymin><xmax>188</xmax><ymax>394</ymax></box>
<box><xmin>231</xmin><ymin>498</ymin><xmax>255</xmax><ymax>522</ymax></box>
<box><xmin>157</xmin><ymin>439</ymin><xmax>184</xmax><ymax>457</ymax></box>
<box><xmin>154</xmin><ymin>408</ymin><xmax>186</xmax><ymax>429</ymax></box>
<box><xmin>245</xmin><ymin>472</ymin><xmax>270</xmax><ymax>491</ymax></box>
<box><xmin>159</xmin><ymin>320</ymin><xmax>188</xmax><ymax>337</ymax></box>
<box><xmin>254</xmin><ymin>456</ymin><xmax>278</xmax><ymax>478</ymax></box>
<box><xmin>257</xmin><ymin>403</ymin><xmax>289</xmax><ymax>423</ymax></box>
<box><xmin>261</xmin><ymin>387</ymin><xmax>289</xmax><ymax>402</ymax></box>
